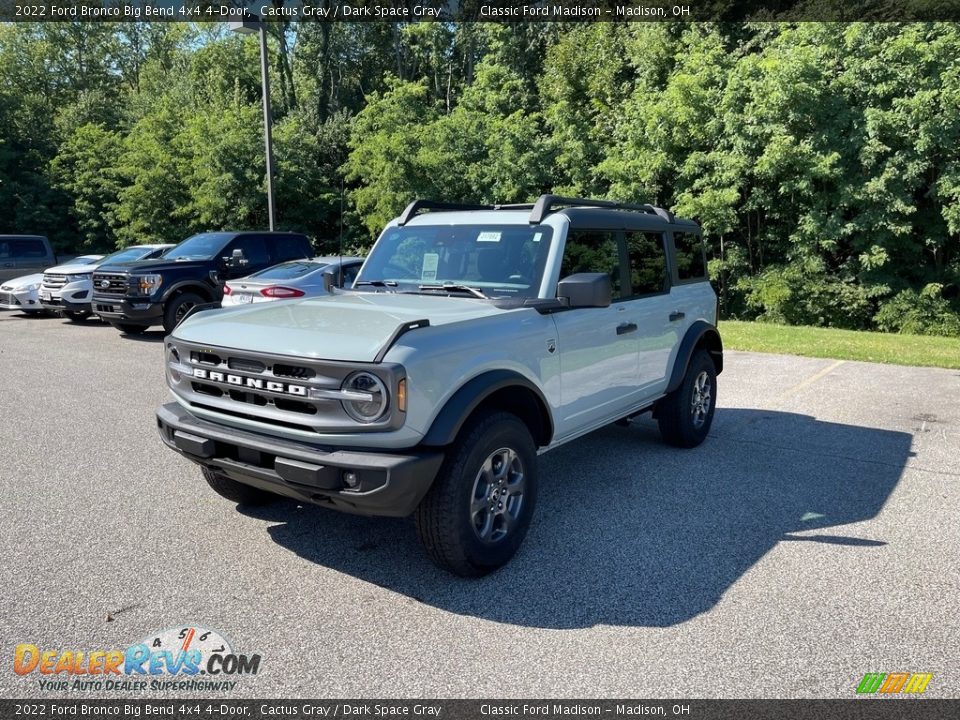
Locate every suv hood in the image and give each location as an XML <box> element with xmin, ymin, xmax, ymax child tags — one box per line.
<box><xmin>173</xmin><ymin>291</ymin><xmax>510</xmax><ymax>362</ymax></box>
<box><xmin>46</xmin><ymin>262</ymin><xmax>101</xmax><ymax>275</ymax></box>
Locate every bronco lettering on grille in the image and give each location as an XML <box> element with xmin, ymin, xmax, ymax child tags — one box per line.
<box><xmin>192</xmin><ymin>367</ymin><xmax>307</xmax><ymax>396</ymax></box>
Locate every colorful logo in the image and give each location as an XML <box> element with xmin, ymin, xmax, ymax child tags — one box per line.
<box><xmin>13</xmin><ymin>626</ymin><xmax>260</xmax><ymax>692</ymax></box>
<box><xmin>856</xmin><ymin>672</ymin><xmax>932</xmax><ymax>695</ymax></box>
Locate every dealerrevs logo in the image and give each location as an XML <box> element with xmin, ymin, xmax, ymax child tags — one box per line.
<box><xmin>13</xmin><ymin>626</ymin><xmax>261</xmax><ymax>692</ymax></box>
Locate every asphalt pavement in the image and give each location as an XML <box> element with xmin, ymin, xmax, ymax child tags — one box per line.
<box><xmin>1</xmin><ymin>311</ymin><xmax>958</xmax><ymax>699</ymax></box>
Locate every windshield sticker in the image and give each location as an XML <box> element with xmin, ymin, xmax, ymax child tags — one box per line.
<box><xmin>532</xmin><ymin>232</ymin><xmax>543</xmax><ymax>243</ymax></box>
<box><xmin>421</xmin><ymin>253</ymin><xmax>439</xmax><ymax>282</ymax></box>
<box><xmin>477</xmin><ymin>231</ymin><xmax>501</xmax><ymax>243</ymax></box>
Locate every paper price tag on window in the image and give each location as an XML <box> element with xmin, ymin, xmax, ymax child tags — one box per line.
<box><xmin>477</xmin><ymin>231</ymin><xmax>501</xmax><ymax>243</ymax></box>
<box><xmin>421</xmin><ymin>253</ymin><xmax>439</xmax><ymax>282</ymax></box>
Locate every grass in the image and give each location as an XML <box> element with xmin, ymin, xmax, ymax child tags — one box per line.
<box><xmin>719</xmin><ymin>320</ymin><xmax>960</xmax><ymax>370</ymax></box>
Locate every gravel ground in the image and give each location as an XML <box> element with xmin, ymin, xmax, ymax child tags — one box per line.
<box><xmin>1</xmin><ymin>311</ymin><xmax>958</xmax><ymax>699</ymax></box>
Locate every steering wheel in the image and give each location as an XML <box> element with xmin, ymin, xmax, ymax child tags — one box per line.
<box><xmin>381</xmin><ymin>263</ymin><xmax>410</xmax><ymax>280</ymax></box>
<box><xmin>507</xmin><ymin>274</ymin><xmax>532</xmax><ymax>286</ymax></box>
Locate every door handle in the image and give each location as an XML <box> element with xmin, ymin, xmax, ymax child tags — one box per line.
<box><xmin>616</xmin><ymin>322</ymin><xmax>638</xmax><ymax>335</ymax></box>
<box><xmin>669</xmin><ymin>311</ymin><xmax>685</xmax><ymax>322</ymax></box>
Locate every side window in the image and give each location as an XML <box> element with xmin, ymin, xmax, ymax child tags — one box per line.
<box><xmin>273</xmin><ymin>235</ymin><xmax>310</xmax><ymax>262</ymax></box>
<box><xmin>625</xmin><ymin>231</ymin><xmax>668</xmax><ymax>296</ymax></box>
<box><xmin>228</xmin><ymin>236</ymin><xmax>269</xmax><ymax>267</ymax></box>
<box><xmin>672</xmin><ymin>231</ymin><xmax>706</xmax><ymax>281</ymax></box>
<box><xmin>560</xmin><ymin>230</ymin><xmax>623</xmax><ymax>300</ymax></box>
<box><xmin>13</xmin><ymin>239</ymin><xmax>47</xmax><ymax>258</ymax></box>
<box><xmin>0</xmin><ymin>241</ymin><xmax>10</xmax><ymax>259</ymax></box>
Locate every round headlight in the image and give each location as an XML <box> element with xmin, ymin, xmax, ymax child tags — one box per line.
<box><xmin>341</xmin><ymin>372</ymin><xmax>389</xmax><ymax>423</ymax></box>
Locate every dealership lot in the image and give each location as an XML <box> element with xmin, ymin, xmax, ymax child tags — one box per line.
<box><xmin>1</xmin><ymin>312</ymin><xmax>958</xmax><ymax>699</ymax></box>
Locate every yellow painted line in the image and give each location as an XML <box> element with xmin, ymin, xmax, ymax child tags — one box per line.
<box><xmin>773</xmin><ymin>359</ymin><xmax>845</xmax><ymax>405</ymax></box>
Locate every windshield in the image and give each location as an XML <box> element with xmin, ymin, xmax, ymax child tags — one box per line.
<box><xmin>63</xmin><ymin>255</ymin><xmax>102</xmax><ymax>266</ymax></box>
<box><xmin>249</xmin><ymin>261</ymin><xmax>326</xmax><ymax>281</ymax></box>
<box><xmin>356</xmin><ymin>224</ymin><xmax>552</xmax><ymax>298</ymax></box>
<box><xmin>164</xmin><ymin>233</ymin><xmax>233</xmax><ymax>261</ymax></box>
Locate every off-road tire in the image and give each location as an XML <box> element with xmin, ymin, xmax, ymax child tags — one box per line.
<box><xmin>414</xmin><ymin>411</ymin><xmax>538</xmax><ymax>577</ymax></box>
<box><xmin>201</xmin><ymin>467</ymin><xmax>276</xmax><ymax>505</ymax></box>
<box><xmin>657</xmin><ymin>349</ymin><xmax>717</xmax><ymax>448</ymax></box>
<box><xmin>163</xmin><ymin>292</ymin><xmax>204</xmax><ymax>333</ymax></box>
<box><xmin>113</xmin><ymin>322</ymin><xmax>148</xmax><ymax>335</ymax></box>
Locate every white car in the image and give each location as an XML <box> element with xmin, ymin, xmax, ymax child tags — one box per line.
<box><xmin>221</xmin><ymin>256</ymin><xmax>364</xmax><ymax>307</ymax></box>
<box><xmin>0</xmin><ymin>255</ymin><xmax>102</xmax><ymax>314</ymax></box>
<box><xmin>41</xmin><ymin>244</ymin><xmax>172</xmax><ymax>321</ymax></box>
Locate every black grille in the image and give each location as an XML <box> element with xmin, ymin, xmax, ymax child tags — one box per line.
<box><xmin>93</xmin><ymin>273</ymin><xmax>131</xmax><ymax>296</ymax></box>
<box><xmin>273</xmin><ymin>363</ymin><xmax>316</xmax><ymax>379</ymax></box>
<box><xmin>228</xmin><ymin>357</ymin><xmax>266</xmax><ymax>373</ymax></box>
<box><xmin>192</xmin><ymin>351</ymin><xmax>223</xmax><ymax>365</ymax></box>
<box><xmin>0</xmin><ymin>292</ymin><xmax>19</xmax><ymax>306</ymax></box>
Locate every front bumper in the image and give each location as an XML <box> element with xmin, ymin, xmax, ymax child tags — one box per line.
<box><xmin>156</xmin><ymin>402</ymin><xmax>443</xmax><ymax>517</ymax></box>
<box><xmin>40</xmin><ymin>294</ymin><xmax>92</xmax><ymax>313</ymax></box>
<box><xmin>0</xmin><ymin>289</ymin><xmax>42</xmax><ymax>311</ymax></box>
<box><xmin>93</xmin><ymin>295</ymin><xmax>164</xmax><ymax>325</ymax></box>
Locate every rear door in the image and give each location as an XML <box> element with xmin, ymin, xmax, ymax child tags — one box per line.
<box><xmin>271</xmin><ymin>234</ymin><xmax>312</xmax><ymax>264</ymax></box>
<box><xmin>552</xmin><ymin>229</ymin><xmax>641</xmax><ymax>439</ymax></box>
<box><xmin>623</xmin><ymin>229</ymin><xmax>675</xmax><ymax>400</ymax></box>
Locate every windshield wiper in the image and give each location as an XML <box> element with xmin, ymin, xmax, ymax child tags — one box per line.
<box><xmin>418</xmin><ymin>283</ymin><xmax>488</xmax><ymax>299</ymax></box>
<box><xmin>354</xmin><ymin>280</ymin><xmax>398</xmax><ymax>289</ymax></box>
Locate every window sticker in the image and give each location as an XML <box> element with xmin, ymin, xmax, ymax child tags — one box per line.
<box><xmin>421</xmin><ymin>253</ymin><xmax>439</xmax><ymax>282</ymax></box>
<box><xmin>532</xmin><ymin>232</ymin><xmax>543</xmax><ymax>243</ymax></box>
<box><xmin>477</xmin><ymin>231</ymin><xmax>502</xmax><ymax>243</ymax></box>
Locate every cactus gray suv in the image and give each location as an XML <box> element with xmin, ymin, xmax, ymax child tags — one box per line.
<box><xmin>156</xmin><ymin>196</ymin><xmax>723</xmax><ymax>576</ymax></box>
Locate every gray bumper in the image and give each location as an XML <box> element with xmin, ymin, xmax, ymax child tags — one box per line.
<box><xmin>156</xmin><ymin>402</ymin><xmax>443</xmax><ymax>517</ymax></box>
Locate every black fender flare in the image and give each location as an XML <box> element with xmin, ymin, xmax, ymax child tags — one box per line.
<box><xmin>421</xmin><ymin>369</ymin><xmax>554</xmax><ymax>448</ymax></box>
<box><xmin>666</xmin><ymin>321</ymin><xmax>724</xmax><ymax>394</ymax></box>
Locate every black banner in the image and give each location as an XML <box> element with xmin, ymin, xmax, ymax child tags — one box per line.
<box><xmin>1</xmin><ymin>700</ymin><xmax>959</xmax><ymax>720</ymax></box>
<box><xmin>1</xmin><ymin>0</ymin><xmax>960</xmax><ymax>23</ymax></box>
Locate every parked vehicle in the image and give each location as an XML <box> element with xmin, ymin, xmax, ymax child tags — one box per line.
<box><xmin>156</xmin><ymin>196</ymin><xmax>722</xmax><ymax>576</ymax></box>
<box><xmin>41</xmin><ymin>245</ymin><xmax>171</xmax><ymax>321</ymax></box>
<box><xmin>222</xmin><ymin>256</ymin><xmax>364</xmax><ymax>307</ymax></box>
<box><xmin>1</xmin><ymin>256</ymin><xmax>103</xmax><ymax>315</ymax></box>
<box><xmin>93</xmin><ymin>231</ymin><xmax>313</xmax><ymax>334</ymax></box>
<box><xmin>0</xmin><ymin>236</ymin><xmax>56</xmax><ymax>285</ymax></box>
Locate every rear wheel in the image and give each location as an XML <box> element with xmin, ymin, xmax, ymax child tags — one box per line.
<box><xmin>112</xmin><ymin>322</ymin><xmax>148</xmax><ymax>335</ymax></box>
<box><xmin>657</xmin><ymin>349</ymin><xmax>716</xmax><ymax>448</ymax></box>
<box><xmin>201</xmin><ymin>467</ymin><xmax>276</xmax><ymax>505</ymax></box>
<box><xmin>414</xmin><ymin>411</ymin><xmax>538</xmax><ymax>577</ymax></box>
<box><xmin>163</xmin><ymin>292</ymin><xmax>204</xmax><ymax>332</ymax></box>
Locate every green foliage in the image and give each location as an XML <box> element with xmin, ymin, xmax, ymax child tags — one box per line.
<box><xmin>0</xmin><ymin>21</ymin><xmax>958</xmax><ymax>337</ymax></box>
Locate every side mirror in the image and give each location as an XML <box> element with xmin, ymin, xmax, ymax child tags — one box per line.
<box><xmin>321</xmin><ymin>270</ymin><xmax>336</xmax><ymax>292</ymax></box>
<box><xmin>557</xmin><ymin>273</ymin><xmax>612</xmax><ymax>309</ymax></box>
<box><xmin>223</xmin><ymin>249</ymin><xmax>248</xmax><ymax>268</ymax></box>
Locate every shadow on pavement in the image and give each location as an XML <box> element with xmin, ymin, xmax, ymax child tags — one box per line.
<box><xmin>238</xmin><ymin>408</ymin><xmax>912</xmax><ymax>628</ymax></box>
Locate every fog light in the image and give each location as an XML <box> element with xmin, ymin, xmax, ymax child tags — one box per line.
<box><xmin>342</xmin><ymin>471</ymin><xmax>359</xmax><ymax>488</ymax></box>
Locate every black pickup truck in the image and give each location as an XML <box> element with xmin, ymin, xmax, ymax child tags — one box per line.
<box><xmin>92</xmin><ymin>231</ymin><xmax>312</xmax><ymax>334</ymax></box>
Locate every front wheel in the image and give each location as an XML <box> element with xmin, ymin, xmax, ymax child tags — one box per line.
<box><xmin>414</xmin><ymin>411</ymin><xmax>538</xmax><ymax>577</ymax></box>
<box><xmin>163</xmin><ymin>292</ymin><xmax>204</xmax><ymax>333</ymax></box>
<box><xmin>657</xmin><ymin>349</ymin><xmax>717</xmax><ymax>448</ymax></box>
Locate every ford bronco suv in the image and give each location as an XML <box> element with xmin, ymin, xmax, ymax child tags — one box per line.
<box><xmin>156</xmin><ymin>196</ymin><xmax>722</xmax><ymax>576</ymax></box>
<box><xmin>93</xmin><ymin>231</ymin><xmax>312</xmax><ymax>334</ymax></box>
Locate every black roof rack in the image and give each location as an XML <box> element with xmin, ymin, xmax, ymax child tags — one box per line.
<box><xmin>528</xmin><ymin>195</ymin><xmax>675</xmax><ymax>224</ymax></box>
<box><xmin>398</xmin><ymin>200</ymin><xmax>495</xmax><ymax>226</ymax></box>
<box><xmin>396</xmin><ymin>195</ymin><xmax>676</xmax><ymax>226</ymax></box>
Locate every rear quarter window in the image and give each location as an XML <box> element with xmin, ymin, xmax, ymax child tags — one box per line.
<box><xmin>672</xmin><ymin>231</ymin><xmax>707</xmax><ymax>281</ymax></box>
<box><xmin>272</xmin><ymin>235</ymin><xmax>311</xmax><ymax>262</ymax></box>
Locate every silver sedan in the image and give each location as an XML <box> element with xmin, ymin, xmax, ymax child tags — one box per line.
<box><xmin>221</xmin><ymin>256</ymin><xmax>365</xmax><ymax>306</ymax></box>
